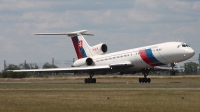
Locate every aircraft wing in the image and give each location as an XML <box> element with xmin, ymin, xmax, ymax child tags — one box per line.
<box><xmin>9</xmin><ymin>61</ymin><xmax>134</xmax><ymax>74</ymax></box>
<box><xmin>10</xmin><ymin>65</ymin><xmax>110</xmax><ymax>73</ymax></box>
<box><xmin>153</xmin><ymin>66</ymin><xmax>183</xmax><ymax>71</ymax></box>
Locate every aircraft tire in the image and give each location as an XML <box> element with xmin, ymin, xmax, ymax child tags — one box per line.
<box><xmin>144</xmin><ymin>78</ymin><xmax>148</xmax><ymax>83</ymax></box>
<box><xmin>84</xmin><ymin>78</ymin><xmax>87</xmax><ymax>83</ymax></box>
<box><xmin>147</xmin><ymin>78</ymin><xmax>151</xmax><ymax>83</ymax></box>
<box><xmin>170</xmin><ymin>70</ymin><xmax>176</xmax><ymax>75</ymax></box>
<box><xmin>88</xmin><ymin>78</ymin><xmax>92</xmax><ymax>83</ymax></box>
<box><xmin>139</xmin><ymin>78</ymin><xmax>141</xmax><ymax>83</ymax></box>
<box><xmin>142</xmin><ymin>78</ymin><xmax>145</xmax><ymax>83</ymax></box>
<box><xmin>93</xmin><ymin>78</ymin><xmax>96</xmax><ymax>83</ymax></box>
<box><xmin>85</xmin><ymin>78</ymin><xmax>96</xmax><ymax>83</ymax></box>
<box><xmin>139</xmin><ymin>78</ymin><xmax>151</xmax><ymax>83</ymax></box>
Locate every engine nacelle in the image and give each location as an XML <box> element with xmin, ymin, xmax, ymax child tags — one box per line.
<box><xmin>91</xmin><ymin>43</ymin><xmax>107</xmax><ymax>55</ymax></box>
<box><xmin>72</xmin><ymin>58</ymin><xmax>93</xmax><ymax>67</ymax></box>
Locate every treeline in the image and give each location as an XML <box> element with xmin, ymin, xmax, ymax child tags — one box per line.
<box><xmin>184</xmin><ymin>62</ymin><xmax>199</xmax><ymax>75</ymax></box>
<box><xmin>0</xmin><ymin>62</ymin><xmax>199</xmax><ymax>78</ymax></box>
<box><xmin>150</xmin><ymin>62</ymin><xmax>199</xmax><ymax>75</ymax></box>
<box><xmin>0</xmin><ymin>62</ymin><xmax>57</xmax><ymax>78</ymax></box>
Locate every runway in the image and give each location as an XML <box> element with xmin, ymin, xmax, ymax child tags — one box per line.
<box><xmin>1</xmin><ymin>77</ymin><xmax>200</xmax><ymax>112</ymax></box>
<box><xmin>0</xmin><ymin>88</ymin><xmax>200</xmax><ymax>91</ymax></box>
<box><xmin>0</xmin><ymin>81</ymin><xmax>200</xmax><ymax>91</ymax></box>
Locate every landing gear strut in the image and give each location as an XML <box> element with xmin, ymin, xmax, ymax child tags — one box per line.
<box><xmin>84</xmin><ymin>73</ymin><xmax>96</xmax><ymax>83</ymax></box>
<box><xmin>139</xmin><ymin>68</ymin><xmax>151</xmax><ymax>83</ymax></box>
<box><xmin>170</xmin><ymin>63</ymin><xmax>176</xmax><ymax>75</ymax></box>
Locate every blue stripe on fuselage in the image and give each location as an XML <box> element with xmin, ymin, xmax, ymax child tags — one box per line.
<box><xmin>145</xmin><ymin>49</ymin><xmax>164</xmax><ymax>66</ymax></box>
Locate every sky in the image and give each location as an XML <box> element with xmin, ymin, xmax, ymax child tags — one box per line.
<box><xmin>0</xmin><ymin>0</ymin><xmax>200</xmax><ymax>70</ymax></box>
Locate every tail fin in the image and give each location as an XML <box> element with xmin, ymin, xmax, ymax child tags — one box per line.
<box><xmin>71</xmin><ymin>34</ymin><xmax>94</xmax><ymax>59</ymax></box>
<box><xmin>34</xmin><ymin>30</ymin><xmax>94</xmax><ymax>59</ymax></box>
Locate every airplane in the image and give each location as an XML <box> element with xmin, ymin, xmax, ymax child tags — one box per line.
<box><xmin>10</xmin><ymin>30</ymin><xmax>195</xmax><ymax>83</ymax></box>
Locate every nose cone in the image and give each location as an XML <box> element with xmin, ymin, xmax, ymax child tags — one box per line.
<box><xmin>184</xmin><ymin>48</ymin><xmax>195</xmax><ymax>59</ymax></box>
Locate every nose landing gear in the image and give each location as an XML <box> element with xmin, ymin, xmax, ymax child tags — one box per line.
<box><xmin>170</xmin><ymin>63</ymin><xmax>176</xmax><ymax>75</ymax></box>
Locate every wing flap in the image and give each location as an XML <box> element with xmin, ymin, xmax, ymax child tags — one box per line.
<box><xmin>154</xmin><ymin>66</ymin><xmax>183</xmax><ymax>70</ymax></box>
<box><xmin>109</xmin><ymin>61</ymin><xmax>134</xmax><ymax>68</ymax></box>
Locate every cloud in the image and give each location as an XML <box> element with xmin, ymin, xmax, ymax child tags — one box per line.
<box><xmin>135</xmin><ymin>0</ymin><xmax>159</xmax><ymax>8</ymax></box>
<box><xmin>0</xmin><ymin>0</ymin><xmax>200</xmax><ymax>70</ymax></box>
<box><xmin>172</xmin><ymin>27</ymin><xmax>197</xmax><ymax>35</ymax></box>
<box><xmin>166</xmin><ymin>1</ymin><xmax>200</xmax><ymax>12</ymax></box>
<box><xmin>127</xmin><ymin>10</ymin><xmax>163</xmax><ymax>22</ymax></box>
<box><xmin>0</xmin><ymin>0</ymin><xmax>53</xmax><ymax>11</ymax></box>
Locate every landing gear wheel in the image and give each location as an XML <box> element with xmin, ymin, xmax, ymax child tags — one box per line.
<box><xmin>84</xmin><ymin>78</ymin><xmax>96</xmax><ymax>83</ymax></box>
<box><xmin>85</xmin><ymin>78</ymin><xmax>88</xmax><ymax>83</ymax></box>
<box><xmin>147</xmin><ymin>78</ymin><xmax>151</xmax><ymax>83</ymax></box>
<box><xmin>84</xmin><ymin>73</ymin><xmax>97</xmax><ymax>84</ymax></box>
<box><xmin>170</xmin><ymin>70</ymin><xmax>176</xmax><ymax>75</ymax></box>
<box><xmin>89</xmin><ymin>78</ymin><xmax>92</xmax><ymax>83</ymax></box>
<box><xmin>92</xmin><ymin>78</ymin><xmax>96</xmax><ymax>83</ymax></box>
<box><xmin>85</xmin><ymin>78</ymin><xmax>90</xmax><ymax>83</ymax></box>
<box><xmin>144</xmin><ymin>78</ymin><xmax>147</xmax><ymax>83</ymax></box>
<box><xmin>139</xmin><ymin>78</ymin><xmax>142</xmax><ymax>83</ymax></box>
<box><xmin>141</xmin><ymin>78</ymin><xmax>145</xmax><ymax>83</ymax></box>
<box><xmin>138</xmin><ymin>78</ymin><xmax>151</xmax><ymax>83</ymax></box>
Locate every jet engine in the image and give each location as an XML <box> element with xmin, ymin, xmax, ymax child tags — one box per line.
<box><xmin>72</xmin><ymin>57</ymin><xmax>93</xmax><ymax>67</ymax></box>
<box><xmin>91</xmin><ymin>43</ymin><xmax>107</xmax><ymax>55</ymax></box>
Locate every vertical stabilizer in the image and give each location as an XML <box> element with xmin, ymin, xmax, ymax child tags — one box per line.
<box><xmin>71</xmin><ymin>34</ymin><xmax>93</xmax><ymax>59</ymax></box>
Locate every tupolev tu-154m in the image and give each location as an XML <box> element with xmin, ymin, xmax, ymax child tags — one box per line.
<box><xmin>10</xmin><ymin>30</ymin><xmax>195</xmax><ymax>83</ymax></box>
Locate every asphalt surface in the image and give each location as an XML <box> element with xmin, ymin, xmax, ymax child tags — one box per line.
<box><xmin>0</xmin><ymin>81</ymin><xmax>200</xmax><ymax>91</ymax></box>
<box><xmin>0</xmin><ymin>88</ymin><xmax>199</xmax><ymax>91</ymax></box>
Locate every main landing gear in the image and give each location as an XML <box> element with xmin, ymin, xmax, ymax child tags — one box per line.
<box><xmin>139</xmin><ymin>68</ymin><xmax>151</xmax><ymax>83</ymax></box>
<box><xmin>84</xmin><ymin>73</ymin><xmax>96</xmax><ymax>83</ymax></box>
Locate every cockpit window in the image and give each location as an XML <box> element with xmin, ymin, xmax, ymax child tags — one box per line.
<box><xmin>178</xmin><ymin>43</ymin><xmax>190</xmax><ymax>48</ymax></box>
<box><xmin>182</xmin><ymin>44</ymin><xmax>186</xmax><ymax>47</ymax></box>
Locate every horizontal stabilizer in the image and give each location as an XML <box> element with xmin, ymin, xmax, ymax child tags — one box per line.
<box><xmin>34</xmin><ymin>30</ymin><xmax>94</xmax><ymax>37</ymax></box>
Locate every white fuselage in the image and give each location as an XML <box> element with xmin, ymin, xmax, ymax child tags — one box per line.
<box><xmin>87</xmin><ymin>42</ymin><xmax>194</xmax><ymax>70</ymax></box>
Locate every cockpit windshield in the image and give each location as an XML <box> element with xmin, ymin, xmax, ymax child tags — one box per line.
<box><xmin>177</xmin><ymin>43</ymin><xmax>190</xmax><ymax>48</ymax></box>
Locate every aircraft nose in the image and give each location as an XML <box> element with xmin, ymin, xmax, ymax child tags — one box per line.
<box><xmin>184</xmin><ymin>48</ymin><xmax>195</xmax><ymax>58</ymax></box>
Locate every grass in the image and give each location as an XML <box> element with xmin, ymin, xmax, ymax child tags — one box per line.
<box><xmin>0</xmin><ymin>75</ymin><xmax>200</xmax><ymax>112</ymax></box>
<box><xmin>0</xmin><ymin>90</ymin><xmax>200</xmax><ymax>112</ymax></box>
